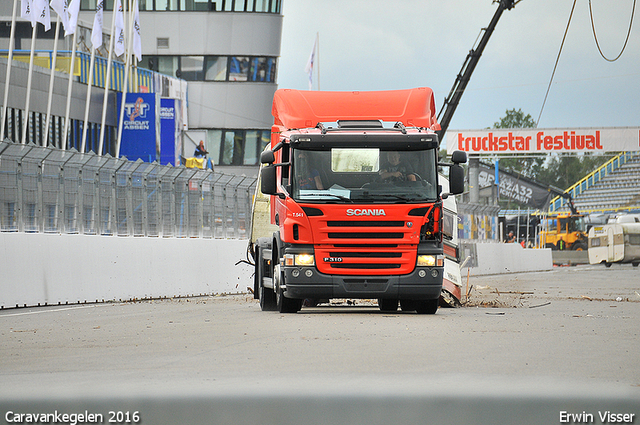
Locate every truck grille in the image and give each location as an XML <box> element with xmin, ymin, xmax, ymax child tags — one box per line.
<box><xmin>313</xmin><ymin>218</ymin><xmax>417</xmax><ymax>275</ymax></box>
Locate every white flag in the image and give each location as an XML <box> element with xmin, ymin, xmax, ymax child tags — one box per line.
<box><xmin>304</xmin><ymin>36</ymin><xmax>317</xmax><ymax>90</ymax></box>
<box><xmin>21</xmin><ymin>0</ymin><xmax>36</xmax><ymax>26</ymax></box>
<box><xmin>132</xmin><ymin>0</ymin><xmax>142</xmax><ymax>61</ymax></box>
<box><xmin>33</xmin><ymin>0</ymin><xmax>51</xmax><ymax>31</ymax></box>
<box><xmin>114</xmin><ymin>0</ymin><xmax>125</xmax><ymax>56</ymax></box>
<box><xmin>91</xmin><ymin>0</ymin><xmax>104</xmax><ymax>48</ymax></box>
<box><xmin>65</xmin><ymin>0</ymin><xmax>80</xmax><ymax>36</ymax></box>
<box><xmin>50</xmin><ymin>0</ymin><xmax>70</xmax><ymax>33</ymax></box>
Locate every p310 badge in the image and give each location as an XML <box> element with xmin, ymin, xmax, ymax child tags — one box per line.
<box><xmin>324</xmin><ymin>257</ymin><xmax>343</xmax><ymax>263</ymax></box>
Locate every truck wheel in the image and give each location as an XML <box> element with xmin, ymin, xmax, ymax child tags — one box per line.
<box><xmin>633</xmin><ymin>262</ymin><xmax>639</xmax><ymax>267</ymax></box>
<box><xmin>259</xmin><ymin>280</ymin><xmax>277</xmax><ymax>311</ymax></box>
<box><xmin>378</xmin><ymin>299</ymin><xmax>398</xmax><ymax>312</ymax></box>
<box><xmin>415</xmin><ymin>299</ymin><xmax>438</xmax><ymax>314</ymax></box>
<box><xmin>605</xmin><ymin>262</ymin><xmax>612</xmax><ymax>268</ymax></box>
<box><xmin>257</xmin><ymin>245</ymin><xmax>277</xmax><ymax>311</ymax></box>
<box><xmin>273</xmin><ymin>261</ymin><xmax>301</xmax><ymax>313</ymax></box>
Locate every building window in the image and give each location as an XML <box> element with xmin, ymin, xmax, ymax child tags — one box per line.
<box><xmin>228</xmin><ymin>57</ymin><xmax>249</xmax><ymax>82</ymax></box>
<box><xmin>81</xmin><ymin>0</ymin><xmax>280</xmax><ymax>12</ymax></box>
<box><xmin>204</xmin><ymin>129</ymin><xmax>270</xmax><ymax>166</ymax></box>
<box><xmin>180</xmin><ymin>56</ymin><xmax>205</xmax><ymax>81</ymax></box>
<box><xmin>204</xmin><ymin>56</ymin><xmax>227</xmax><ymax>81</ymax></box>
<box><xmin>141</xmin><ymin>55</ymin><xmax>276</xmax><ymax>83</ymax></box>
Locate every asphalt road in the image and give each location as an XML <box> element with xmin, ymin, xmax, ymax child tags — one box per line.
<box><xmin>1</xmin><ymin>264</ymin><xmax>639</xmax><ymax>424</ymax></box>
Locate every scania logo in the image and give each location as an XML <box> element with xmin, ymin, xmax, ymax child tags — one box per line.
<box><xmin>346</xmin><ymin>208</ymin><xmax>386</xmax><ymax>216</ymax></box>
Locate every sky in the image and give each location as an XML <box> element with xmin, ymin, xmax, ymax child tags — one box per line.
<box><xmin>277</xmin><ymin>0</ymin><xmax>639</xmax><ymax>131</ymax></box>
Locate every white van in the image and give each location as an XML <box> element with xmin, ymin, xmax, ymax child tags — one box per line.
<box><xmin>588</xmin><ymin>223</ymin><xmax>640</xmax><ymax>267</ymax></box>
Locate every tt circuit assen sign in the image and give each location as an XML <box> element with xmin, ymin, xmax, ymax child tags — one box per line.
<box><xmin>446</xmin><ymin>127</ymin><xmax>640</xmax><ymax>155</ymax></box>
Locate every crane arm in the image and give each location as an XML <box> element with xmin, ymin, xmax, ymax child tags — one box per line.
<box><xmin>436</xmin><ymin>0</ymin><xmax>517</xmax><ymax>145</ymax></box>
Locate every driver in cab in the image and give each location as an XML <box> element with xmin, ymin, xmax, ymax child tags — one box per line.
<box><xmin>379</xmin><ymin>151</ymin><xmax>417</xmax><ymax>182</ymax></box>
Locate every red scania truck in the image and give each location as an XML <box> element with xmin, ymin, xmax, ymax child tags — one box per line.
<box><xmin>250</xmin><ymin>88</ymin><xmax>466</xmax><ymax>314</ymax></box>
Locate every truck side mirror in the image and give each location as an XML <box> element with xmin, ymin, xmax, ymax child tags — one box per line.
<box><xmin>451</xmin><ymin>150</ymin><xmax>467</xmax><ymax>164</ymax></box>
<box><xmin>449</xmin><ymin>164</ymin><xmax>465</xmax><ymax>195</ymax></box>
<box><xmin>261</xmin><ymin>164</ymin><xmax>277</xmax><ymax>195</ymax></box>
<box><xmin>260</xmin><ymin>150</ymin><xmax>275</xmax><ymax>164</ymax></box>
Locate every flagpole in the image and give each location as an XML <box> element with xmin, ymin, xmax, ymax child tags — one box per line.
<box><xmin>98</xmin><ymin>2</ymin><xmax>119</xmax><ymax>156</ymax></box>
<box><xmin>115</xmin><ymin>0</ymin><xmax>134</xmax><ymax>159</ymax></box>
<box><xmin>62</xmin><ymin>30</ymin><xmax>77</xmax><ymax>150</ymax></box>
<box><xmin>21</xmin><ymin>24</ymin><xmax>38</xmax><ymax>144</ymax></box>
<box><xmin>80</xmin><ymin>46</ymin><xmax>96</xmax><ymax>153</ymax></box>
<box><xmin>0</xmin><ymin>0</ymin><xmax>18</xmax><ymax>140</ymax></box>
<box><xmin>43</xmin><ymin>15</ymin><xmax>62</xmax><ymax>147</ymax></box>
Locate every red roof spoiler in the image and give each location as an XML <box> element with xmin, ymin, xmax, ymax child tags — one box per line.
<box><xmin>272</xmin><ymin>87</ymin><xmax>441</xmax><ymax>131</ymax></box>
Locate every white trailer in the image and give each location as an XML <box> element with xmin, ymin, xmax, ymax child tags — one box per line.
<box><xmin>588</xmin><ymin>223</ymin><xmax>640</xmax><ymax>267</ymax></box>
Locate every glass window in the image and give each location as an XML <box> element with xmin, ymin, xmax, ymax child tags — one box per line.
<box><xmin>221</xmin><ymin>0</ymin><xmax>232</xmax><ymax>11</ymax></box>
<box><xmin>234</xmin><ymin>0</ymin><xmax>246</xmax><ymax>11</ymax></box>
<box><xmin>228</xmin><ymin>57</ymin><xmax>249</xmax><ymax>81</ymax></box>
<box><xmin>254</xmin><ymin>0</ymin><xmax>268</xmax><ymax>12</ymax></box>
<box><xmin>180</xmin><ymin>56</ymin><xmax>204</xmax><ymax>81</ymax></box>
<box><xmin>221</xmin><ymin>131</ymin><xmax>240</xmax><ymax>165</ymax></box>
<box><xmin>244</xmin><ymin>131</ymin><xmax>260</xmax><ymax>165</ymax></box>
<box><xmin>249</xmin><ymin>58</ymin><xmax>267</xmax><ymax>82</ymax></box>
<box><xmin>205</xmin><ymin>56</ymin><xmax>227</xmax><ymax>81</ymax></box>
<box><xmin>157</xmin><ymin>56</ymin><xmax>179</xmax><ymax>77</ymax></box>
<box><xmin>81</xmin><ymin>0</ymin><xmax>97</xmax><ymax>10</ymax></box>
<box><xmin>155</xmin><ymin>0</ymin><xmax>179</xmax><ymax>10</ymax></box>
<box><xmin>207</xmin><ymin>130</ymin><xmax>223</xmax><ymax>165</ymax></box>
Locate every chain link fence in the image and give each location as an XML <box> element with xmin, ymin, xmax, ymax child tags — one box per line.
<box><xmin>0</xmin><ymin>140</ymin><xmax>257</xmax><ymax>239</ymax></box>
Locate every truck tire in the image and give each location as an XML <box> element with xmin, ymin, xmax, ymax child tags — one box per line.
<box><xmin>272</xmin><ymin>250</ymin><xmax>301</xmax><ymax>313</ymax></box>
<box><xmin>256</xmin><ymin>245</ymin><xmax>277</xmax><ymax>311</ymax></box>
<box><xmin>415</xmin><ymin>299</ymin><xmax>438</xmax><ymax>314</ymax></box>
<box><xmin>259</xmin><ymin>279</ymin><xmax>277</xmax><ymax>311</ymax></box>
<box><xmin>378</xmin><ymin>299</ymin><xmax>398</xmax><ymax>312</ymax></box>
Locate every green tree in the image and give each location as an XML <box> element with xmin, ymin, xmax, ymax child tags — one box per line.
<box><xmin>492</xmin><ymin>108</ymin><xmax>544</xmax><ymax>180</ymax></box>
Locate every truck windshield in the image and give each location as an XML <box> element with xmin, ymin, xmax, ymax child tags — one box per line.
<box><xmin>292</xmin><ymin>148</ymin><xmax>438</xmax><ymax>202</ymax></box>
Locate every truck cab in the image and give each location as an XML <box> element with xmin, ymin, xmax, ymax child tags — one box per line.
<box><xmin>251</xmin><ymin>88</ymin><xmax>466</xmax><ymax>313</ymax></box>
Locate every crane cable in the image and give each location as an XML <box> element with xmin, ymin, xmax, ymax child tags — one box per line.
<box><xmin>537</xmin><ymin>0</ymin><xmax>578</xmax><ymax>126</ymax></box>
<box><xmin>589</xmin><ymin>0</ymin><xmax>637</xmax><ymax>62</ymax></box>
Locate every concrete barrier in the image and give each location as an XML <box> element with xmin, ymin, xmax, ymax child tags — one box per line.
<box><xmin>0</xmin><ymin>233</ymin><xmax>254</xmax><ymax>309</ymax></box>
<box><xmin>467</xmin><ymin>242</ymin><xmax>553</xmax><ymax>276</ymax></box>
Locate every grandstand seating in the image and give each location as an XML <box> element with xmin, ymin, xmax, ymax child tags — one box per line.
<box><xmin>570</xmin><ymin>154</ymin><xmax>640</xmax><ymax>213</ymax></box>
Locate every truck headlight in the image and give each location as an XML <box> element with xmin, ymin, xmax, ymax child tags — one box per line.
<box><xmin>417</xmin><ymin>255</ymin><xmax>443</xmax><ymax>267</ymax></box>
<box><xmin>284</xmin><ymin>253</ymin><xmax>315</xmax><ymax>266</ymax></box>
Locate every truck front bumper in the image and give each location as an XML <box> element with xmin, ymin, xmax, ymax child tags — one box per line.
<box><xmin>282</xmin><ymin>266</ymin><xmax>443</xmax><ymax>300</ymax></box>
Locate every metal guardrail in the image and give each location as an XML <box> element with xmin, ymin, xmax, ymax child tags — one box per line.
<box><xmin>3</xmin><ymin>50</ymin><xmax>163</xmax><ymax>94</ymax></box>
<box><xmin>0</xmin><ymin>140</ymin><xmax>256</xmax><ymax>239</ymax></box>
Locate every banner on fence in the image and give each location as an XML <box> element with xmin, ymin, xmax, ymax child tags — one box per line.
<box><xmin>160</xmin><ymin>98</ymin><xmax>181</xmax><ymax>167</ymax></box>
<box><xmin>117</xmin><ymin>92</ymin><xmax>160</xmax><ymax>162</ymax></box>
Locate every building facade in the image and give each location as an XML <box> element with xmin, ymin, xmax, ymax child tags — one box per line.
<box><xmin>0</xmin><ymin>0</ymin><xmax>283</xmax><ymax>173</ymax></box>
<box><xmin>79</xmin><ymin>0</ymin><xmax>283</xmax><ymax>169</ymax></box>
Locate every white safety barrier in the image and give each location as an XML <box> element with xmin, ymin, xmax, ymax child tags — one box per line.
<box><xmin>0</xmin><ymin>233</ymin><xmax>253</xmax><ymax>309</ymax></box>
<box><xmin>469</xmin><ymin>242</ymin><xmax>553</xmax><ymax>276</ymax></box>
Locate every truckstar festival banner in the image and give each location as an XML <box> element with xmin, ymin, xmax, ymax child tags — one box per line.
<box><xmin>446</xmin><ymin>127</ymin><xmax>640</xmax><ymax>155</ymax></box>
